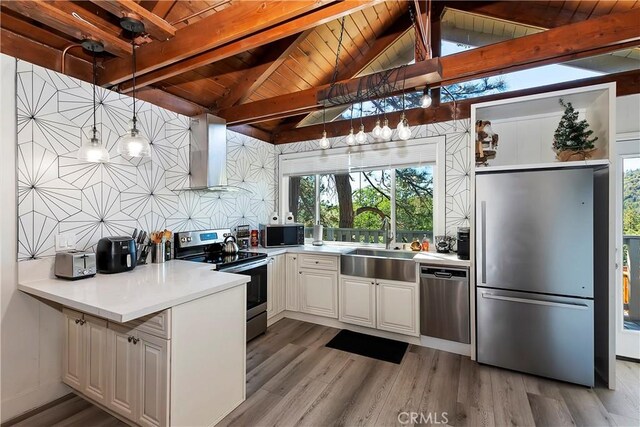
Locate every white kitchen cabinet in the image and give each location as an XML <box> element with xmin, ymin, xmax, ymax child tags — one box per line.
<box><xmin>105</xmin><ymin>323</ymin><xmax>170</xmax><ymax>426</ymax></box>
<box><xmin>138</xmin><ymin>332</ymin><xmax>169</xmax><ymax>427</ymax></box>
<box><xmin>267</xmin><ymin>255</ymin><xmax>286</xmax><ymax>319</ymax></box>
<box><xmin>62</xmin><ymin>308</ymin><xmax>84</xmax><ymax>390</ymax></box>
<box><xmin>300</xmin><ymin>269</ymin><xmax>338</xmax><ymax>318</ymax></box>
<box><xmin>339</xmin><ymin>276</ymin><xmax>376</xmax><ymax>328</ymax></box>
<box><xmin>285</xmin><ymin>253</ymin><xmax>299</xmax><ymax>311</ymax></box>
<box><xmin>83</xmin><ymin>314</ymin><xmax>108</xmax><ymax>404</ymax></box>
<box><xmin>376</xmin><ymin>279</ymin><xmax>420</xmax><ymax>337</ymax></box>
<box><xmin>106</xmin><ymin>323</ymin><xmax>139</xmax><ymax>420</ymax></box>
<box><xmin>62</xmin><ymin>309</ymin><xmax>109</xmax><ymax>404</ymax></box>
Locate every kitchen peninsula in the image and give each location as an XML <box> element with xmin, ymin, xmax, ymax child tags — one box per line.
<box><xmin>18</xmin><ymin>261</ymin><xmax>249</xmax><ymax>427</ymax></box>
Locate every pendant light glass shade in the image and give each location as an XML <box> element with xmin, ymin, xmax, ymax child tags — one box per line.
<box><xmin>420</xmin><ymin>88</ymin><xmax>432</xmax><ymax>108</ymax></box>
<box><xmin>398</xmin><ymin>121</ymin><xmax>411</xmax><ymax>140</ymax></box>
<box><xmin>118</xmin><ymin>119</ymin><xmax>151</xmax><ymax>157</ymax></box>
<box><xmin>346</xmin><ymin>128</ymin><xmax>356</xmax><ymax>145</ymax></box>
<box><xmin>372</xmin><ymin>119</ymin><xmax>382</xmax><ymax>139</ymax></box>
<box><xmin>397</xmin><ymin>113</ymin><xmax>411</xmax><ymax>140</ymax></box>
<box><xmin>77</xmin><ymin>41</ymin><xmax>109</xmax><ymax>164</ymax></box>
<box><xmin>381</xmin><ymin>119</ymin><xmax>392</xmax><ymax>140</ymax></box>
<box><xmin>355</xmin><ymin>124</ymin><xmax>366</xmax><ymax>144</ymax></box>
<box><xmin>78</xmin><ymin>129</ymin><xmax>110</xmax><ymax>163</ymax></box>
<box><xmin>319</xmin><ymin>130</ymin><xmax>330</xmax><ymax>149</ymax></box>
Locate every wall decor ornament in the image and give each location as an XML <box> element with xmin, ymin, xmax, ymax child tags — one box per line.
<box><xmin>475</xmin><ymin>120</ymin><xmax>499</xmax><ymax>166</ymax></box>
<box><xmin>552</xmin><ymin>98</ymin><xmax>598</xmax><ymax>161</ymax></box>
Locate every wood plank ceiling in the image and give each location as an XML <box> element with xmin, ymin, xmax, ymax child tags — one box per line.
<box><xmin>1</xmin><ymin>1</ymin><xmax>639</xmax><ymax>143</ymax></box>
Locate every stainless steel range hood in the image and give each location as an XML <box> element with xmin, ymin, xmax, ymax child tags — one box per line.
<box><xmin>189</xmin><ymin>113</ymin><xmax>242</xmax><ymax>192</ymax></box>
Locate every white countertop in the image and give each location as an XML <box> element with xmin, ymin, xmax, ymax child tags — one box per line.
<box><xmin>413</xmin><ymin>252</ymin><xmax>471</xmax><ymax>268</ymax></box>
<box><xmin>18</xmin><ymin>260</ymin><xmax>249</xmax><ymax>323</ymax></box>
<box><xmin>250</xmin><ymin>245</ymin><xmax>471</xmax><ymax>267</ymax></box>
<box><xmin>250</xmin><ymin>245</ymin><xmax>356</xmax><ymax>256</ymax></box>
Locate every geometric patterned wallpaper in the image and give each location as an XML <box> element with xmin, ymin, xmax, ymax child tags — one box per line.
<box><xmin>272</xmin><ymin>119</ymin><xmax>472</xmax><ymax>237</ymax></box>
<box><xmin>15</xmin><ymin>60</ymin><xmax>276</xmax><ymax>260</ymax></box>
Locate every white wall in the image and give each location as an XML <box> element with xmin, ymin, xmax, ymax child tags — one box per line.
<box><xmin>617</xmin><ymin>94</ymin><xmax>640</xmax><ymax>135</ymax></box>
<box><xmin>1</xmin><ymin>54</ymin><xmax>70</xmax><ymax>422</ymax></box>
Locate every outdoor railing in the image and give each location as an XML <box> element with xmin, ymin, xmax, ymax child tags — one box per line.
<box><xmin>624</xmin><ymin>235</ymin><xmax>640</xmax><ymax>322</ymax></box>
<box><xmin>304</xmin><ymin>227</ymin><xmax>433</xmax><ymax>244</ymax></box>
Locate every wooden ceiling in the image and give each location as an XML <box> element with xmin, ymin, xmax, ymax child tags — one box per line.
<box><xmin>1</xmin><ymin>1</ymin><xmax>639</xmax><ymax>144</ymax></box>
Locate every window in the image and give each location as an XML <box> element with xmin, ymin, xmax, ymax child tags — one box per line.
<box><xmin>288</xmin><ymin>166</ymin><xmax>434</xmax><ymax>245</ymax></box>
<box><xmin>280</xmin><ymin>136</ymin><xmax>445</xmax><ymax>245</ymax></box>
<box><xmin>288</xmin><ymin>175</ymin><xmax>316</xmax><ymax>238</ymax></box>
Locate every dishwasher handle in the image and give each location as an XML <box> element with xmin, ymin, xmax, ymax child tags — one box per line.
<box><xmin>420</xmin><ymin>266</ymin><xmax>468</xmax><ymax>279</ymax></box>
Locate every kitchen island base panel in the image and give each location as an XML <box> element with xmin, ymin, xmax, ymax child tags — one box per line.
<box><xmin>170</xmin><ymin>284</ymin><xmax>246</xmax><ymax>427</ymax></box>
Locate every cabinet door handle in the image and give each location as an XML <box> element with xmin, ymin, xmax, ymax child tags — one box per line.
<box><xmin>132</xmin><ymin>338</ymin><xmax>139</xmax><ymax>345</ymax></box>
<box><xmin>128</xmin><ymin>336</ymin><xmax>133</xmax><ymax>343</ymax></box>
<box><xmin>75</xmin><ymin>318</ymin><xmax>81</xmax><ymax>324</ymax></box>
<box><xmin>79</xmin><ymin>319</ymin><xmax>86</xmax><ymax>325</ymax></box>
<box><xmin>315</xmin><ymin>261</ymin><xmax>319</xmax><ymax>264</ymax></box>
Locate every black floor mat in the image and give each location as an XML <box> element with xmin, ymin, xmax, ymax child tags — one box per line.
<box><xmin>325</xmin><ymin>329</ymin><xmax>408</xmax><ymax>364</ymax></box>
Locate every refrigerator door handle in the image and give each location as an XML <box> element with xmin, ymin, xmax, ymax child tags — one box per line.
<box><xmin>480</xmin><ymin>201</ymin><xmax>487</xmax><ymax>285</ymax></box>
<box><xmin>480</xmin><ymin>291</ymin><xmax>590</xmax><ymax>310</ymax></box>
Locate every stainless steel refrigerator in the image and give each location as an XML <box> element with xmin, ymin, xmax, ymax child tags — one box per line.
<box><xmin>475</xmin><ymin>167</ymin><xmax>594</xmax><ymax>386</ymax></box>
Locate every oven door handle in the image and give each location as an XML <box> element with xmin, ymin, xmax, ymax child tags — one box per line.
<box><xmin>220</xmin><ymin>258</ymin><xmax>269</xmax><ymax>274</ymax></box>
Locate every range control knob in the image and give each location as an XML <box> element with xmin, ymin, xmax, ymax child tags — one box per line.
<box><xmin>187</xmin><ymin>237</ymin><xmax>192</xmax><ymax>242</ymax></box>
<box><xmin>83</xmin><ymin>269</ymin><xmax>89</xmax><ymax>275</ymax></box>
<box><xmin>180</xmin><ymin>237</ymin><xmax>186</xmax><ymax>243</ymax></box>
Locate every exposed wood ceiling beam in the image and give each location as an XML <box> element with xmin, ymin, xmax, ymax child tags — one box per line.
<box><xmin>89</xmin><ymin>0</ymin><xmax>177</xmax><ymax>41</ymax></box>
<box><xmin>273</xmin><ymin>69</ymin><xmax>640</xmax><ymax>144</ymax></box>
<box><xmin>211</xmin><ymin>31</ymin><xmax>313</xmax><ymax>111</ymax></box>
<box><xmin>135</xmin><ymin>86</ymin><xmax>207</xmax><ymax>116</ymax></box>
<box><xmin>227</xmin><ymin>124</ymin><xmax>273</xmax><ymax>143</ymax></box>
<box><xmin>217</xmin><ymin>8</ymin><xmax>640</xmax><ymax>126</ymax></box>
<box><xmin>413</xmin><ymin>0</ymin><xmax>430</xmax><ymax>59</ymax></box>
<box><xmin>446</xmin><ymin>1</ymin><xmax>591</xmax><ymax>29</ymax></box>
<box><xmin>113</xmin><ymin>0</ymin><xmax>383</xmax><ymax>92</ymax></box>
<box><xmin>139</xmin><ymin>0</ymin><xmax>175</xmax><ymax>20</ymax></box>
<box><xmin>99</xmin><ymin>0</ymin><xmax>342</xmax><ymax>86</ymax></box>
<box><xmin>0</xmin><ymin>28</ymin><xmax>93</xmax><ymax>82</ymax></box>
<box><xmin>2</xmin><ymin>0</ymin><xmax>132</xmax><ymax>57</ymax></box>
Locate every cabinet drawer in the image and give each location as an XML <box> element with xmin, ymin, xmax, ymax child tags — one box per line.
<box><xmin>298</xmin><ymin>254</ymin><xmax>338</xmax><ymax>271</ymax></box>
<box><xmin>128</xmin><ymin>310</ymin><xmax>171</xmax><ymax>339</ymax></box>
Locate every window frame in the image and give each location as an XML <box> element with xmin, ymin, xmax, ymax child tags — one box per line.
<box><xmin>279</xmin><ymin>137</ymin><xmax>446</xmax><ymax>246</ymax></box>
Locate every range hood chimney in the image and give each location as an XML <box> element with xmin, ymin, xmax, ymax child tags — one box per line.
<box><xmin>189</xmin><ymin>113</ymin><xmax>241</xmax><ymax>192</ymax></box>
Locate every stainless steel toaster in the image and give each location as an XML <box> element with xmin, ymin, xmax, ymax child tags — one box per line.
<box><xmin>54</xmin><ymin>251</ymin><xmax>96</xmax><ymax>280</ymax></box>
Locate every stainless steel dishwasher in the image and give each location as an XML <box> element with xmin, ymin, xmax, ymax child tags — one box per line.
<box><xmin>420</xmin><ymin>265</ymin><xmax>470</xmax><ymax>343</ymax></box>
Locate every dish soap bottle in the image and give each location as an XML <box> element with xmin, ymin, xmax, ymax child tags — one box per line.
<box><xmin>421</xmin><ymin>234</ymin><xmax>429</xmax><ymax>251</ymax></box>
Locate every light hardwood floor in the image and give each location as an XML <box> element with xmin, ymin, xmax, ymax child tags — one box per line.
<box><xmin>6</xmin><ymin>318</ymin><xmax>639</xmax><ymax>427</ymax></box>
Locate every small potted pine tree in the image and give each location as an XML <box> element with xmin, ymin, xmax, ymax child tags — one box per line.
<box><xmin>552</xmin><ymin>99</ymin><xmax>598</xmax><ymax>161</ymax></box>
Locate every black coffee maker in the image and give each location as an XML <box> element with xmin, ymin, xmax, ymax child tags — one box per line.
<box><xmin>457</xmin><ymin>227</ymin><xmax>470</xmax><ymax>260</ymax></box>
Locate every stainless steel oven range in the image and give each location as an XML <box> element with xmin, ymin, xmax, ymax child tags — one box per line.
<box><xmin>174</xmin><ymin>228</ymin><xmax>268</xmax><ymax>341</ymax></box>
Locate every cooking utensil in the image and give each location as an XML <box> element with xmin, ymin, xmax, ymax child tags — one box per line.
<box><xmin>223</xmin><ymin>235</ymin><xmax>239</xmax><ymax>254</ymax></box>
<box><xmin>132</xmin><ymin>228</ymin><xmax>138</xmax><ymax>240</ymax></box>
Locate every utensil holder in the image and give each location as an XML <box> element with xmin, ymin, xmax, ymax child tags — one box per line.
<box><xmin>152</xmin><ymin>242</ymin><xmax>166</xmax><ymax>264</ymax></box>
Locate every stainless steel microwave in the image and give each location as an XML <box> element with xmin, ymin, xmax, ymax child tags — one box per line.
<box><xmin>259</xmin><ymin>224</ymin><xmax>304</xmax><ymax>247</ymax></box>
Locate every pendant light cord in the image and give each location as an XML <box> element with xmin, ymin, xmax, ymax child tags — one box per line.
<box><xmin>131</xmin><ymin>39</ymin><xmax>137</xmax><ymax>128</ymax></box>
<box><xmin>92</xmin><ymin>50</ymin><xmax>97</xmax><ymax>138</ymax></box>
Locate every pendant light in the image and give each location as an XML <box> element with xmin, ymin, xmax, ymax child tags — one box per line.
<box><xmin>372</xmin><ymin>118</ymin><xmax>382</xmax><ymax>140</ymax></box>
<box><xmin>319</xmin><ymin>104</ymin><xmax>330</xmax><ymax>149</ymax></box>
<box><xmin>355</xmin><ymin>102</ymin><xmax>366</xmax><ymax>144</ymax></box>
<box><xmin>381</xmin><ymin>98</ymin><xmax>392</xmax><ymax>140</ymax></box>
<box><xmin>117</xmin><ymin>17</ymin><xmax>150</xmax><ymax>158</ymax></box>
<box><xmin>346</xmin><ymin>104</ymin><xmax>356</xmax><ymax>146</ymax></box>
<box><xmin>396</xmin><ymin>85</ymin><xmax>411</xmax><ymax>141</ymax></box>
<box><xmin>420</xmin><ymin>87</ymin><xmax>432</xmax><ymax>108</ymax></box>
<box><xmin>77</xmin><ymin>39</ymin><xmax>110</xmax><ymax>163</ymax></box>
